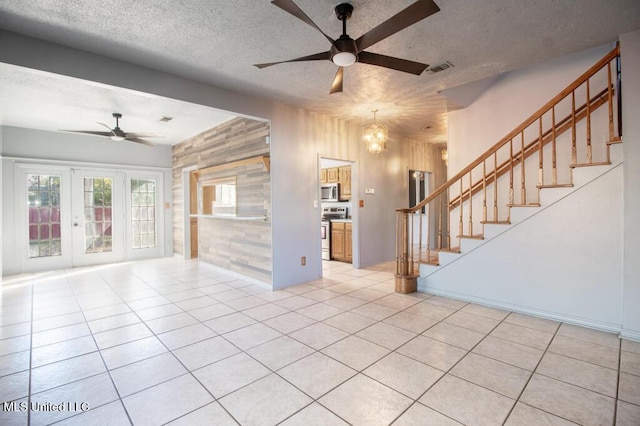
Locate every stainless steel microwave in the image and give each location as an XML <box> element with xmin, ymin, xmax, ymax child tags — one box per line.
<box><xmin>321</xmin><ymin>183</ymin><xmax>339</xmax><ymax>202</ymax></box>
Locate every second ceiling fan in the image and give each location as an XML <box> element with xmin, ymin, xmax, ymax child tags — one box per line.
<box><xmin>255</xmin><ymin>0</ymin><xmax>440</xmax><ymax>94</ymax></box>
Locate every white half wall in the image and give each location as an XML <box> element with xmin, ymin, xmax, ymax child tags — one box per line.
<box><xmin>420</xmin><ymin>164</ymin><xmax>624</xmax><ymax>331</ymax></box>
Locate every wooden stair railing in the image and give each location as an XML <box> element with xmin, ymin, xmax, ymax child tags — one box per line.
<box><xmin>395</xmin><ymin>46</ymin><xmax>621</xmax><ymax>293</ymax></box>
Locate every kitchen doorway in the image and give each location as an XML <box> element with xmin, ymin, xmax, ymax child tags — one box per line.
<box><xmin>319</xmin><ymin>157</ymin><xmax>356</xmax><ymax>272</ymax></box>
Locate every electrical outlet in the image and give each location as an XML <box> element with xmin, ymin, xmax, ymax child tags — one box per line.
<box><xmin>301</xmin><ymin>256</ymin><xmax>306</xmax><ymax>266</ymax></box>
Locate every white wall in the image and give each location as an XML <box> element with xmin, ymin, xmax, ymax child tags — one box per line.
<box><xmin>0</xmin><ymin>129</ymin><xmax>3</xmax><ymax>278</ymax></box>
<box><xmin>0</xmin><ymin>31</ymin><xmax>406</xmax><ymax>287</ymax></box>
<box><xmin>447</xmin><ymin>44</ymin><xmax>614</xmax><ymax>177</ymax></box>
<box><xmin>1</xmin><ymin>125</ymin><xmax>172</xmax><ymax>167</ymax></box>
<box><xmin>420</xmin><ymin>164</ymin><xmax>624</xmax><ymax>330</ymax></box>
<box><xmin>440</xmin><ymin>39</ymin><xmax>640</xmax><ymax>336</ymax></box>
<box><xmin>1</xmin><ymin>126</ymin><xmax>174</xmax><ymax>275</ymax></box>
<box><xmin>620</xmin><ymin>29</ymin><xmax>640</xmax><ymax>340</ymax></box>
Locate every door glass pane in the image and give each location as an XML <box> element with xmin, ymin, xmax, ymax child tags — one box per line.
<box><xmin>27</xmin><ymin>174</ymin><xmax>62</xmax><ymax>258</ymax></box>
<box><xmin>131</xmin><ymin>179</ymin><xmax>157</xmax><ymax>249</ymax></box>
<box><xmin>84</xmin><ymin>177</ymin><xmax>113</xmax><ymax>254</ymax></box>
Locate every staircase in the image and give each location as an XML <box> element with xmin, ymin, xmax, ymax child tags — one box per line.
<box><xmin>395</xmin><ymin>46</ymin><xmax>622</xmax><ymax>304</ymax></box>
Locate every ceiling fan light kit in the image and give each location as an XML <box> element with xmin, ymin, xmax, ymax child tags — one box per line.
<box><xmin>255</xmin><ymin>0</ymin><xmax>440</xmax><ymax>93</ymax></box>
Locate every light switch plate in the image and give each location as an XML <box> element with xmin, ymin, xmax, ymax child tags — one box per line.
<box><xmin>365</xmin><ymin>188</ymin><xmax>375</xmax><ymax>194</ymax></box>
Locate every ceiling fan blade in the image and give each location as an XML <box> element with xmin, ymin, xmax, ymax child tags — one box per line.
<box><xmin>254</xmin><ymin>51</ymin><xmax>331</xmax><ymax>69</ymax></box>
<box><xmin>330</xmin><ymin>67</ymin><xmax>344</xmax><ymax>94</ymax></box>
<box><xmin>96</xmin><ymin>122</ymin><xmax>116</xmax><ymax>135</ymax></box>
<box><xmin>358</xmin><ymin>51</ymin><xmax>429</xmax><ymax>75</ymax></box>
<box><xmin>355</xmin><ymin>0</ymin><xmax>440</xmax><ymax>51</ymax></box>
<box><xmin>123</xmin><ymin>132</ymin><xmax>163</xmax><ymax>138</ymax></box>
<box><xmin>58</xmin><ymin>130</ymin><xmax>114</xmax><ymax>137</ymax></box>
<box><xmin>271</xmin><ymin>0</ymin><xmax>335</xmax><ymax>44</ymax></box>
<box><xmin>125</xmin><ymin>137</ymin><xmax>156</xmax><ymax>147</ymax></box>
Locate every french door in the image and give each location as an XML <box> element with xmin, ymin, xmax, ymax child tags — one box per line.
<box><xmin>71</xmin><ymin>170</ymin><xmax>125</xmax><ymax>266</ymax></box>
<box><xmin>16</xmin><ymin>164</ymin><xmax>163</xmax><ymax>272</ymax></box>
<box><xmin>18</xmin><ymin>166</ymin><xmax>73</xmax><ymax>271</ymax></box>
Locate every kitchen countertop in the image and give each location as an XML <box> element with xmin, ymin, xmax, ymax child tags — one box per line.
<box><xmin>329</xmin><ymin>218</ymin><xmax>352</xmax><ymax>223</ymax></box>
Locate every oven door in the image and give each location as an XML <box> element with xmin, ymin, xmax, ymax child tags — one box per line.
<box><xmin>321</xmin><ymin>221</ymin><xmax>330</xmax><ymax>259</ymax></box>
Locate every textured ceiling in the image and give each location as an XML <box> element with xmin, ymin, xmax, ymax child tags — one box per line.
<box><xmin>0</xmin><ymin>0</ymin><xmax>639</xmax><ymax>145</ymax></box>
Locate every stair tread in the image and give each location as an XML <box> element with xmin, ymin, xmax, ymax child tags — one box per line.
<box><xmin>537</xmin><ymin>184</ymin><xmax>574</xmax><ymax>188</ymax></box>
<box><xmin>460</xmin><ymin>234</ymin><xmax>484</xmax><ymax>240</ymax></box>
<box><xmin>606</xmin><ymin>137</ymin><xmax>622</xmax><ymax>145</ymax></box>
<box><xmin>437</xmin><ymin>247</ymin><xmax>461</xmax><ymax>254</ymax></box>
<box><xmin>570</xmin><ymin>161</ymin><xmax>611</xmax><ymax>168</ymax></box>
<box><xmin>507</xmin><ymin>203</ymin><xmax>541</xmax><ymax>207</ymax></box>
<box><xmin>481</xmin><ymin>220</ymin><xmax>511</xmax><ymax>225</ymax></box>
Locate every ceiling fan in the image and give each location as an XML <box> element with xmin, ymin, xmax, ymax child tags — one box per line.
<box><xmin>255</xmin><ymin>0</ymin><xmax>440</xmax><ymax>94</ymax></box>
<box><xmin>60</xmin><ymin>113</ymin><xmax>161</xmax><ymax>146</ymax></box>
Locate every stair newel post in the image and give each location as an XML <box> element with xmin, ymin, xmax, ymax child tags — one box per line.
<box><xmin>538</xmin><ymin>117</ymin><xmax>544</xmax><ymax>187</ymax></box>
<box><xmin>571</xmin><ymin>91</ymin><xmax>577</xmax><ymax>170</ymax></box>
<box><xmin>509</xmin><ymin>139</ymin><xmax>514</xmax><ymax>205</ymax></box>
<box><xmin>468</xmin><ymin>171</ymin><xmax>473</xmax><ymax>237</ymax></box>
<box><xmin>493</xmin><ymin>152</ymin><xmax>499</xmax><ymax>221</ymax></box>
<box><xmin>586</xmin><ymin>78</ymin><xmax>592</xmax><ymax>163</ymax></box>
<box><xmin>552</xmin><ymin>106</ymin><xmax>558</xmax><ymax>185</ymax></box>
<box><xmin>394</xmin><ymin>208</ymin><xmax>417</xmax><ymax>293</ymax></box>
<box><xmin>520</xmin><ymin>132</ymin><xmax>526</xmax><ymax>204</ymax></box>
<box><xmin>482</xmin><ymin>160</ymin><xmax>488</xmax><ymax>223</ymax></box>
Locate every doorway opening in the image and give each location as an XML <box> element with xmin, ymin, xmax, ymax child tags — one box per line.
<box><xmin>319</xmin><ymin>157</ymin><xmax>356</xmax><ymax>272</ymax></box>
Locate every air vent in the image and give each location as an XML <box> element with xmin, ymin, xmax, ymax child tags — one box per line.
<box><xmin>159</xmin><ymin>116</ymin><xmax>173</xmax><ymax>122</ymax></box>
<box><xmin>428</xmin><ymin>61</ymin><xmax>454</xmax><ymax>74</ymax></box>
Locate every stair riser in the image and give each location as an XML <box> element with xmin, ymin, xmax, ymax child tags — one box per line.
<box><xmin>539</xmin><ymin>187</ymin><xmax>574</xmax><ymax>206</ymax></box>
<box><xmin>460</xmin><ymin>238</ymin><xmax>485</xmax><ymax>252</ymax></box>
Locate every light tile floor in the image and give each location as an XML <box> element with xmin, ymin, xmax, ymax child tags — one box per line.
<box><xmin>1</xmin><ymin>257</ymin><xmax>640</xmax><ymax>425</ymax></box>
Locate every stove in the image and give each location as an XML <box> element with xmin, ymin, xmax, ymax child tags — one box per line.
<box><xmin>321</xmin><ymin>207</ymin><xmax>347</xmax><ymax>260</ymax></box>
<box><xmin>321</xmin><ymin>206</ymin><xmax>347</xmax><ymax>221</ymax></box>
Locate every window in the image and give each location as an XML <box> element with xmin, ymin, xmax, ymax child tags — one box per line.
<box><xmin>131</xmin><ymin>179</ymin><xmax>157</xmax><ymax>249</ymax></box>
<box><xmin>201</xmin><ymin>177</ymin><xmax>237</xmax><ymax>215</ymax></box>
<box><xmin>27</xmin><ymin>174</ymin><xmax>62</xmax><ymax>258</ymax></box>
<box><xmin>83</xmin><ymin>177</ymin><xmax>113</xmax><ymax>254</ymax></box>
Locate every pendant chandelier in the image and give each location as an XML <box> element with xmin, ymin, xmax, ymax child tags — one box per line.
<box><xmin>362</xmin><ymin>109</ymin><xmax>388</xmax><ymax>154</ymax></box>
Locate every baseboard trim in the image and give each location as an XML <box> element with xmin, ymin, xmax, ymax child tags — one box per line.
<box><xmin>197</xmin><ymin>260</ymin><xmax>272</xmax><ymax>290</ymax></box>
<box><xmin>418</xmin><ymin>284</ymin><xmax>623</xmax><ymax>335</ymax></box>
<box><xmin>620</xmin><ymin>329</ymin><xmax>640</xmax><ymax>342</ymax></box>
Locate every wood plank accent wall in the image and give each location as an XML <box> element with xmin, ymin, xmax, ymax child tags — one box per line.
<box><xmin>172</xmin><ymin>117</ymin><xmax>271</xmax><ymax>284</ymax></box>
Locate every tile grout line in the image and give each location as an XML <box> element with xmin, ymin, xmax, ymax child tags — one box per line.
<box><xmin>613</xmin><ymin>337</ymin><xmax>622</xmax><ymax>425</ymax></box>
<box><xmin>387</xmin><ymin>302</ymin><xmax>514</xmax><ymax>425</ymax></box>
<box><xmin>27</xmin><ymin>273</ymin><xmax>34</xmax><ymax>426</ymax></box>
<box><xmin>64</xmin><ymin>272</ymin><xmax>136</xmax><ymax>426</ymax></box>
<box><xmin>96</xmin><ymin>270</ymin><xmax>244</xmax><ymax>426</ymax></box>
<box><xmin>500</xmin><ymin>320</ymin><xmax>562</xmax><ymax>425</ymax></box>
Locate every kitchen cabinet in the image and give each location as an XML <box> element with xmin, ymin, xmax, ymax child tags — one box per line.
<box><xmin>327</xmin><ymin>167</ymin><xmax>339</xmax><ymax>183</ymax></box>
<box><xmin>190</xmin><ymin>218</ymin><xmax>198</xmax><ymax>258</ymax></box>
<box><xmin>345</xmin><ymin>222</ymin><xmax>352</xmax><ymax>262</ymax></box>
<box><xmin>331</xmin><ymin>221</ymin><xmax>352</xmax><ymax>263</ymax></box>
<box><xmin>339</xmin><ymin>166</ymin><xmax>351</xmax><ymax>200</ymax></box>
<box><xmin>320</xmin><ymin>166</ymin><xmax>352</xmax><ymax>200</ymax></box>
